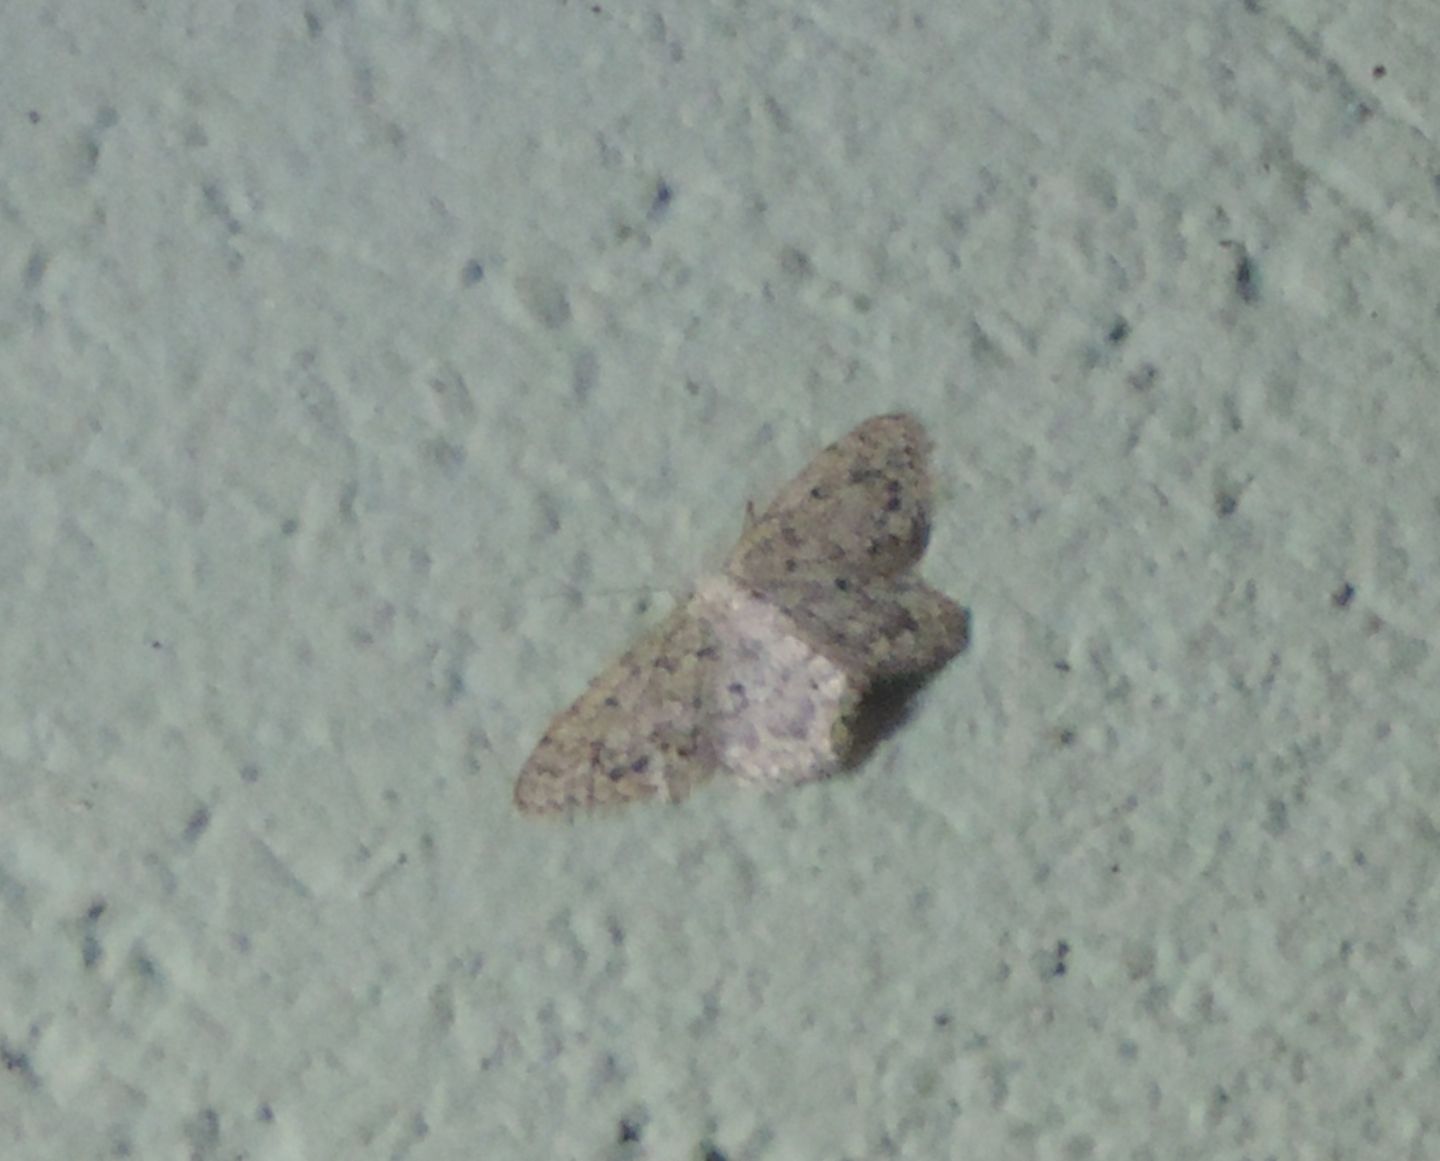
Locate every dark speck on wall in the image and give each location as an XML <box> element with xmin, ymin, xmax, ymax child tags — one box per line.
<box><xmin>1235</xmin><ymin>253</ymin><xmax>1258</xmax><ymax>302</ymax></box>
<box><xmin>1053</xmin><ymin>940</ymin><xmax>1070</xmax><ymax>976</ymax></box>
<box><xmin>184</xmin><ymin>806</ymin><xmax>211</xmax><ymax>842</ymax></box>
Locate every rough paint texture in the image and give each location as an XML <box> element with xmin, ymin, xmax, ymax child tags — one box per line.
<box><xmin>513</xmin><ymin>414</ymin><xmax>969</xmax><ymax>816</ymax></box>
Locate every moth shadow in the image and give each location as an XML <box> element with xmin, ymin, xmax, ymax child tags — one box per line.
<box><xmin>842</xmin><ymin>670</ymin><xmax>950</xmax><ymax>771</ymax></box>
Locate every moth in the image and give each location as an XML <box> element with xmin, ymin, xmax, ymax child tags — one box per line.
<box><xmin>514</xmin><ymin>413</ymin><xmax>969</xmax><ymax>814</ymax></box>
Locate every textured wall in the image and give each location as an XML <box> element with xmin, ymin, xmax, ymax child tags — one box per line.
<box><xmin>2</xmin><ymin>0</ymin><xmax>1437</xmax><ymax>1157</ymax></box>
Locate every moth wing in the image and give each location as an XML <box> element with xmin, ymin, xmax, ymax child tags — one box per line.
<box><xmin>692</xmin><ymin>576</ymin><xmax>861</xmax><ymax>789</ymax></box>
<box><xmin>726</xmin><ymin>413</ymin><xmax>936</xmax><ymax>588</ymax></box>
<box><xmin>762</xmin><ymin>575</ymin><xmax>970</xmax><ymax>684</ymax></box>
<box><xmin>514</xmin><ymin>602</ymin><xmax>719</xmax><ymax>815</ymax></box>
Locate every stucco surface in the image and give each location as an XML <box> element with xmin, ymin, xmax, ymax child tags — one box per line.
<box><xmin>2</xmin><ymin>1</ymin><xmax>1438</xmax><ymax>1158</ymax></box>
